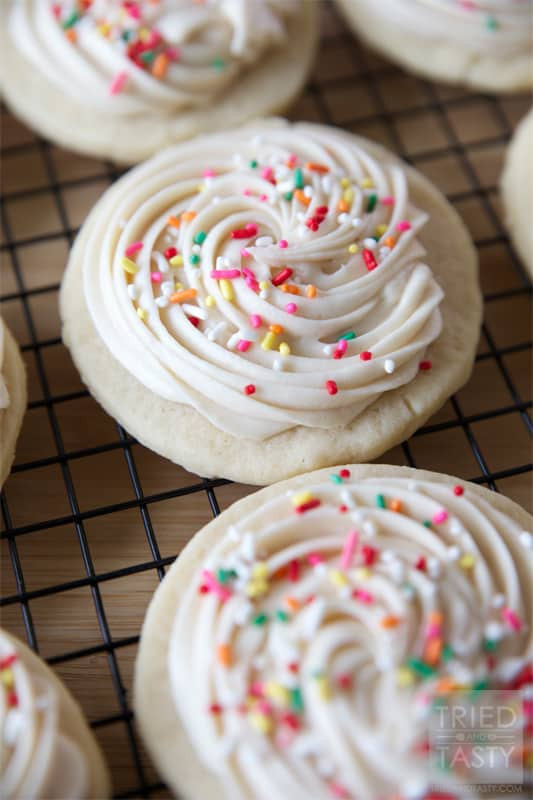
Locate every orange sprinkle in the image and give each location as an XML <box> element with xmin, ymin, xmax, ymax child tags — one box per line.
<box><xmin>380</xmin><ymin>615</ymin><xmax>401</xmax><ymax>629</ymax></box>
<box><xmin>390</xmin><ymin>499</ymin><xmax>402</xmax><ymax>513</ymax></box>
<box><xmin>424</xmin><ymin>638</ymin><xmax>443</xmax><ymax>666</ymax></box>
<box><xmin>152</xmin><ymin>52</ymin><xmax>169</xmax><ymax>79</ymax></box>
<box><xmin>294</xmin><ymin>189</ymin><xmax>310</xmax><ymax>206</ymax></box>
<box><xmin>167</xmin><ymin>215</ymin><xmax>181</xmax><ymax>228</ymax></box>
<box><xmin>269</xmin><ymin>324</ymin><xmax>283</xmax><ymax>334</ymax></box>
<box><xmin>429</xmin><ymin>611</ymin><xmax>443</xmax><ymax>626</ymax></box>
<box><xmin>307</xmin><ymin>284</ymin><xmax>317</xmax><ymax>298</ymax></box>
<box><xmin>434</xmin><ymin>676</ymin><xmax>457</xmax><ymax>694</ymax></box>
<box><xmin>65</xmin><ymin>29</ymin><xmax>77</xmax><ymax>43</ymax></box>
<box><xmin>385</xmin><ymin>236</ymin><xmax>396</xmax><ymax>249</ymax></box>
<box><xmin>170</xmin><ymin>288</ymin><xmax>197</xmax><ymax>304</ymax></box>
<box><xmin>305</xmin><ymin>162</ymin><xmax>330</xmax><ymax>174</ymax></box>
<box><xmin>181</xmin><ymin>211</ymin><xmax>196</xmax><ymax>222</ymax></box>
<box><xmin>337</xmin><ymin>199</ymin><xmax>349</xmax><ymax>213</ymax></box>
<box><xmin>216</xmin><ymin>644</ymin><xmax>233</xmax><ymax>667</ymax></box>
<box><xmin>286</xmin><ymin>596</ymin><xmax>300</xmax><ymax>612</ymax></box>
<box><xmin>280</xmin><ymin>284</ymin><xmax>300</xmax><ymax>295</ymax></box>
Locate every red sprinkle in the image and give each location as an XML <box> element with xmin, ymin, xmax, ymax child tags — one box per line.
<box><xmin>288</xmin><ymin>559</ymin><xmax>300</xmax><ymax>582</ymax></box>
<box><xmin>361</xmin><ymin>545</ymin><xmax>377</xmax><ymax>566</ymax></box>
<box><xmin>7</xmin><ymin>691</ymin><xmax>18</xmax><ymax>708</ymax></box>
<box><xmin>209</xmin><ymin>703</ymin><xmax>224</xmax><ymax>714</ymax></box>
<box><xmin>231</xmin><ymin>223</ymin><xmax>258</xmax><ymax>239</ymax></box>
<box><xmin>338</xmin><ymin>504</ymin><xmax>348</xmax><ymax>513</ymax></box>
<box><xmin>339</xmin><ymin>469</ymin><xmax>351</xmax><ymax>478</ymax></box>
<box><xmin>164</xmin><ymin>247</ymin><xmax>177</xmax><ymax>259</ymax></box>
<box><xmin>288</xmin><ymin>661</ymin><xmax>300</xmax><ymax>673</ymax></box>
<box><xmin>360</xmin><ymin>351</ymin><xmax>372</xmax><ymax>361</ymax></box>
<box><xmin>415</xmin><ymin>556</ymin><xmax>427</xmax><ymax>572</ymax></box>
<box><xmin>272</xmin><ymin>267</ymin><xmax>293</xmax><ymax>287</ymax></box>
<box><xmin>281</xmin><ymin>712</ymin><xmax>301</xmax><ymax>730</ymax></box>
<box><xmin>453</xmin><ymin>485</ymin><xmax>464</xmax><ymax>496</ymax></box>
<box><xmin>295</xmin><ymin>499</ymin><xmax>322</xmax><ymax>514</ymax></box>
<box><xmin>362</xmin><ymin>248</ymin><xmax>378</xmax><ymax>271</ymax></box>
<box><xmin>419</xmin><ymin>360</ymin><xmax>433</xmax><ymax>371</ymax></box>
<box><xmin>326</xmin><ymin>380</ymin><xmax>338</xmax><ymax>395</ymax></box>
<box><xmin>0</xmin><ymin>654</ymin><xmax>18</xmax><ymax>670</ymax></box>
<box><xmin>336</xmin><ymin>674</ymin><xmax>353</xmax><ymax>690</ymax></box>
<box><xmin>244</xmin><ymin>384</ymin><xmax>256</xmax><ymax>395</ymax></box>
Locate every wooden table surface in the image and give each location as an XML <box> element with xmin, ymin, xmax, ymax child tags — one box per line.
<box><xmin>1</xmin><ymin>3</ymin><xmax>531</xmax><ymax>798</ymax></box>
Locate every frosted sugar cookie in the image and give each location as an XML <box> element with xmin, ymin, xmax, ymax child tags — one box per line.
<box><xmin>335</xmin><ymin>0</ymin><xmax>533</xmax><ymax>93</ymax></box>
<box><xmin>0</xmin><ymin>320</ymin><xmax>27</xmax><ymax>488</ymax></box>
<box><xmin>135</xmin><ymin>464</ymin><xmax>532</xmax><ymax>799</ymax></box>
<box><xmin>501</xmin><ymin>108</ymin><xmax>533</xmax><ymax>277</ymax></box>
<box><xmin>0</xmin><ymin>0</ymin><xmax>318</xmax><ymax>163</ymax></box>
<box><xmin>60</xmin><ymin>120</ymin><xmax>481</xmax><ymax>484</ymax></box>
<box><xmin>0</xmin><ymin>629</ymin><xmax>111</xmax><ymax>799</ymax></box>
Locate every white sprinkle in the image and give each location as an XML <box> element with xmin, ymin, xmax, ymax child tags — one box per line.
<box><xmin>404</xmin><ymin>779</ymin><xmax>429</xmax><ymax>800</ymax></box>
<box><xmin>192</xmin><ymin>244</ymin><xmax>201</xmax><ymax>255</ymax></box>
<box><xmin>155</xmin><ymin>296</ymin><xmax>169</xmax><ymax>308</ymax></box>
<box><xmin>3</xmin><ymin>710</ymin><xmax>22</xmax><ymax>745</ymax></box>
<box><xmin>446</xmin><ymin>545</ymin><xmax>460</xmax><ymax>561</ymax></box>
<box><xmin>273</xmin><ymin>359</ymin><xmax>283</xmax><ymax>371</ymax></box>
<box><xmin>228</xmin><ymin>525</ymin><xmax>240</xmax><ymax>542</ymax></box>
<box><xmin>303</xmin><ymin>185</ymin><xmax>313</xmax><ymax>198</ymax></box>
<box><xmin>484</xmin><ymin>622</ymin><xmax>504</xmax><ymax>641</ymax></box>
<box><xmin>351</xmin><ymin>217</ymin><xmax>362</xmax><ymax>228</ymax></box>
<box><xmin>127</xmin><ymin>284</ymin><xmax>139</xmax><ymax>300</ymax></box>
<box><xmin>427</xmin><ymin>557</ymin><xmax>441</xmax><ymax>579</ymax></box>
<box><xmin>362</xmin><ymin>519</ymin><xmax>377</xmax><ymax>538</ymax></box>
<box><xmin>161</xmin><ymin>281</ymin><xmax>174</xmax><ymax>297</ymax></box>
<box><xmin>314</xmin><ymin>562</ymin><xmax>327</xmax><ymax>577</ymax></box>
<box><xmin>363</xmin><ymin>238</ymin><xmax>377</xmax><ymax>249</ymax></box>
<box><xmin>519</xmin><ymin>531</ymin><xmax>532</xmax><ymax>549</ymax></box>
<box><xmin>384</xmin><ymin>359</ymin><xmax>396</xmax><ymax>374</ymax></box>
<box><xmin>216</xmin><ymin>256</ymin><xmax>230</xmax><ymax>270</ymax></box>
<box><xmin>152</xmin><ymin>251</ymin><xmax>171</xmax><ymax>273</ymax></box>
<box><xmin>340</xmin><ymin>489</ymin><xmax>356</xmax><ymax>509</ymax></box>
<box><xmin>388</xmin><ymin>559</ymin><xmax>405</xmax><ymax>584</ymax></box>
<box><xmin>337</xmin><ymin>213</ymin><xmax>349</xmax><ymax>224</ymax></box>
<box><xmin>323</xmin><ymin>344</ymin><xmax>333</xmax><ymax>356</ymax></box>
<box><xmin>183</xmin><ymin>304</ymin><xmax>207</xmax><ymax>320</ymax></box>
<box><xmin>226</xmin><ymin>333</ymin><xmax>240</xmax><ymax>350</ymax></box>
<box><xmin>381</xmin><ymin>549</ymin><xmax>395</xmax><ymax>563</ymax></box>
<box><xmin>241</xmin><ymin>533</ymin><xmax>255</xmax><ymax>562</ymax></box>
<box><xmin>277</xmin><ymin>179</ymin><xmax>293</xmax><ymax>194</ymax></box>
<box><xmin>275</xmin><ymin>165</ymin><xmax>289</xmax><ymax>180</ymax></box>
<box><xmin>321</xmin><ymin>175</ymin><xmax>333</xmax><ymax>193</ymax></box>
<box><xmin>302</xmin><ymin>597</ymin><xmax>325</xmax><ymax>639</ymax></box>
<box><xmin>379</xmin><ymin>246</ymin><xmax>391</xmax><ymax>258</ymax></box>
<box><xmin>255</xmin><ymin>236</ymin><xmax>273</xmax><ymax>247</ymax></box>
<box><xmin>492</xmin><ymin>593</ymin><xmax>505</xmax><ymax>609</ymax></box>
<box><xmin>449</xmin><ymin>519</ymin><xmax>462</xmax><ymax>537</ymax></box>
<box><xmin>259</xmin><ymin>289</ymin><xmax>269</xmax><ymax>300</ymax></box>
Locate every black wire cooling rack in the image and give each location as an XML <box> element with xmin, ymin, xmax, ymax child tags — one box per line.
<box><xmin>1</xmin><ymin>2</ymin><xmax>532</xmax><ymax>797</ymax></box>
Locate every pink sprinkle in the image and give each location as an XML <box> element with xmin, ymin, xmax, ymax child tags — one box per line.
<box><xmin>329</xmin><ymin>782</ymin><xmax>350</xmax><ymax>798</ymax></box>
<box><xmin>125</xmin><ymin>241</ymin><xmax>143</xmax><ymax>258</ymax></box>
<box><xmin>250</xmin><ymin>681</ymin><xmax>264</xmax><ymax>697</ymax></box>
<box><xmin>285</xmin><ymin>302</ymin><xmax>298</xmax><ymax>314</ymax></box>
<box><xmin>243</xmin><ymin>189</ymin><xmax>252</xmax><ymax>197</ymax></box>
<box><xmin>396</xmin><ymin>220</ymin><xmax>412</xmax><ymax>232</ymax></box>
<box><xmin>237</xmin><ymin>339</ymin><xmax>251</xmax><ymax>352</ymax></box>
<box><xmin>432</xmin><ymin>509</ymin><xmax>448</xmax><ymax>525</ymax></box>
<box><xmin>261</xmin><ymin>167</ymin><xmax>273</xmax><ymax>180</ymax></box>
<box><xmin>165</xmin><ymin>47</ymin><xmax>180</xmax><ymax>61</ymax></box>
<box><xmin>502</xmin><ymin>607</ymin><xmax>523</xmax><ymax>632</ymax></box>
<box><xmin>201</xmin><ymin>570</ymin><xmax>232</xmax><ymax>602</ymax></box>
<box><xmin>425</xmin><ymin>622</ymin><xmax>441</xmax><ymax>638</ymax></box>
<box><xmin>109</xmin><ymin>71</ymin><xmax>128</xmax><ymax>95</ymax></box>
<box><xmin>245</xmin><ymin>276</ymin><xmax>260</xmax><ymax>292</ymax></box>
<box><xmin>203</xmin><ymin>168</ymin><xmax>215</xmax><ymax>178</ymax></box>
<box><xmin>126</xmin><ymin>4</ymin><xmax>141</xmax><ymax>19</ymax></box>
<box><xmin>334</xmin><ymin>339</ymin><xmax>348</xmax><ymax>359</ymax></box>
<box><xmin>341</xmin><ymin>530</ymin><xmax>359</xmax><ymax>570</ymax></box>
<box><xmin>240</xmin><ymin>248</ymin><xmax>250</xmax><ymax>258</ymax></box>
<box><xmin>307</xmin><ymin>553</ymin><xmax>324</xmax><ymax>566</ymax></box>
<box><xmin>150</xmin><ymin>271</ymin><xmax>162</xmax><ymax>283</ymax></box>
<box><xmin>287</xmin><ymin>154</ymin><xmax>297</xmax><ymax>168</ymax></box>
<box><xmin>381</xmin><ymin>196</ymin><xmax>394</xmax><ymax>206</ymax></box>
<box><xmin>278</xmin><ymin>239</ymin><xmax>288</xmax><ymax>249</ymax></box>
<box><xmin>250</xmin><ymin>314</ymin><xmax>262</xmax><ymax>328</ymax></box>
<box><xmin>257</xmin><ymin>700</ymin><xmax>272</xmax><ymax>715</ymax></box>
<box><xmin>210</xmin><ymin>269</ymin><xmax>241</xmax><ymax>279</ymax></box>
<box><xmin>259</xmin><ymin>194</ymin><xmax>268</xmax><ymax>202</ymax></box>
<box><xmin>352</xmin><ymin>589</ymin><xmax>373</xmax><ymax>604</ymax></box>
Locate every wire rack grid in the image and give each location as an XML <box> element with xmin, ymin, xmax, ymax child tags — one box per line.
<box><xmin>0</xmin><ymin>2</ymin><xmax>531</xmax><ymax>797</ymax></box>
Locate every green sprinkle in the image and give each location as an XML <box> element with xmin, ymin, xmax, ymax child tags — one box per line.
<box><xmin>252</xmin><ymin>612</ymin><xmax>268</xmax><ymax>626</ymax></box>
<box><xmin>366</xmin><ymin>193</ymin><xmax>377</xmax><ymax>212</ymax></box>
<box><xmin>376</xmin><ymin>494</ymin><xmax>386</xmax><ymax>509</ymax></box>
<box><xmin>330</xmin><ymin>474</ymin><xmax>343</xmax><ymax>485</ymax></box>
<box><xmin>284</xmin><ymin>191</ymin><xmax>293</xmax><ymax>202</ymax></box>
<box><xmin>290</xmin><ymin>687</ymin><xmax>303</xmax><ymax>713</ymax></box>
<box><xmin>63</xmin><ymin>10</ymin><xmax>81</xmax><ymax>29</ymax></box>
<box><xmin>406</xmin><ymin>658</ymin><xmax>436</xmax><ymax>678</ymax></box>
<box><xmin>249</xmin><ymin>159</ymin><xmax>258</xmax><ymax>169</ymax></box>
<box><xmin>217</xmin><ymin>568</ymin><xmax>237</xmax><ymax>584</ymax></box>
<box><xmin>336</xmin><ymin>331</ymin><xmax>356</xmax><ymax>341</ymax></box>
<box><xmin>121</xmin><ymin>30</ymin><xmax>133</xmax><ymax>42</ymax></box>
<box><xmin>442</xmin><ymin>644</ymin><xmax>455</xmax><ymax>662</ymax></box>
<box><xmin>193</xmin><ymin>231</ymin><xmax>207</xmax><ymax>245</ymax></box>
<box><xmin>211</xmin><ymin>57</ymin><xmax>226</xmax><ymax>71</ymax></box>
<box><xmin>483</xmin><ymin>638</ymin><xmax>498</xmax><ymax>653</ymax></box>
<box><xmin>423</xmin><ymin>520</ymin><xmax>432</xmax><ymax>528</ymax></box>
<box><xmin>190</xmin><ymin>254</ymin><xmax>200</xmax><ymax>265</ymax></box>
<box><xmin>470</xmin><ymin>679</ymin><xmax>489</xmax><ymax>694</ymax></box>
<box><xmin>140</xmin><ymin>50</ymin><xmax>156</xmax><ymax>64</ymax></box>
<box><xmin>486</xmin><ymin>15</ymin><xmax>499</xmax><ymax>31</ymax></box>
<box><xmin>294</xmin><ymin>168</ymin><xmax>304</xmax><ymax>190</ymax></box>
<box><xmin>276</xmin><ymin>610</ymin><xmax>289</xmax><ymax>623</ymax></box>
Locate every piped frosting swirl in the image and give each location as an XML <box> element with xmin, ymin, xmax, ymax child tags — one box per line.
<box><xmin>80</xmin><ymin>121</ymin><xmax>444</xmax><ymax>440</ymax></box>
<box><xmin>169</xmin><ymin>471</ymin><xmax>532</xmax><ymax>799</ymax></box>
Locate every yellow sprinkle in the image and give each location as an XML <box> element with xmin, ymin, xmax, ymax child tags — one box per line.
<box><xmin>0</xmin><ymin>669</ymin><xmax>14</xmax><ymax>689</ymax></box>
<box><xmin>355</xmin><ymin>567</ymin><xmax>371</xmax><ymax>581</ymax></box>
<box><xmin>459</xmin><ymin>554</ymin><xmax>475</xmax><ymax>570</ymax></box>
<box><xmin>375</xmin><ymin>224</ymin><xmax>388</xmax><ymax>236</ymax></box>
<box><xmin>265</xmin><ymin>682</ymin><xmax>291</xmax><ymax>707</ymax></box>
<box><xmin>252</xmin><ymin>562</ymin><xmax>269</xmax><ymax>579</ymax></box>
<box><xmin>249</xmin><ymin>712</ymin><xmax>273</xmax><ymax>735</ymax></box>
<box><xmin>138</xmin><ymin>26</ymin><xmax>150</xmax><ymax>42</ymax></box>
<box><xmin>170</xmin><ymin>254</ymin><xmax>183</xmax><ymax>267</ymax></box>
<box><xmin>121</xmin><ymin>256</ymin><xmax>138</xmax><ymax>275</ymax></box>
<box><xmin>97</xmin><ymin>23</ymin><xmax>111</xmax><ymax>36</ymax></box>
<box><xmin>219</xmin><ymin>279</ymin><xmax>234</xmax><ymax>302</ymax></box>
<box><xmin>396</xmin><ymin>667</ymin><xmax>414</xmax><ymax>688</ymax></box>
<box><xmin>314</xmin><ymin>675</ymin><xmax>332</xmax><ymax>701</ymax></box>
<box><xmin>292</xmin><ymin>491</ymin><xmax>313</xmax><ymax>507</ymax></box>
<box><xmin>361</xmin><ymin>178</ymin><xmax>373</xmax><ymax>188</ymax></box>
<box><xmin>174</xmin><ymin>281</ymin><xmax>183</xmax><ymax>291</ymax></box>
<box><xmin>196</xmin><ymin>183</ymin><xmax>206</xmax><ymax>193</ymax></box>
<box><xmin>245</xmin><ymin>580</ymin><xmax>269</xmax><ymax>598</ymax></box>
<box><xmin>137</xmin><ymin>308</ymin><xmax>147</xmax><ymax>321</ymax></box>
<box><xmin>329</xmin><ymin>569</ymin><xmax>348</xmax><ymax>588</ymax></box>
<box><xmin>348</xmin><ymin>244</ymin><xmax>359</xmax><ymax>254</ymax></box>
<box><xmin>343</xmin><ymin>188</ymin><xmax>354</xmax><ymax>204</ymax></box>
<box><xmin>279</xmin><ymin>342</ymin><xmax>291</xmax><ymax>356</ymax></box>
<box><xmin>205</xmin><ymin>295</ymin><xmax>215</xmax><ymax>308</ymax></box>
<box><xmin>261</xmin><ymin>331</ymin><xmax>276</xmax><ymax>351</ymax></box>
<box><xmin>259</xmin><ymin>280</ymin><xmax>269</xmax><ymax>291</ymax></box>
<box><xmin>340</xmin><ymin>177</ymin><xmax>350</xmax><ymax>188</ymax></box>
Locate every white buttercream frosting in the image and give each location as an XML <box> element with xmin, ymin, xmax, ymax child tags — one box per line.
<box><xmin>0</xmin><ymin>630</ymin><xmax>89</xmax><ymax>800</ymax></box>
<box><xmin>79</xmin><ymin>121</ymin><xmax>444</xmax><ymax>440</ymax></box>
<box><xmin>0</xmin><ymin>321</ymin><xmax>10</xmax><ymax>411</ymax></box>
<box><xmin>9</xmin><ymin>0</ymin><xmax>299</xmax><ymax>115</ymax></box>
<box><xmin>169</xmin><ymin>473</ymin><xmax>532</xmax><ymax>800</ymax></box>
<box><xmin>368</xmin><ymin>0</ymin><xmax>532</xmax><ymax>54</ymax></box>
